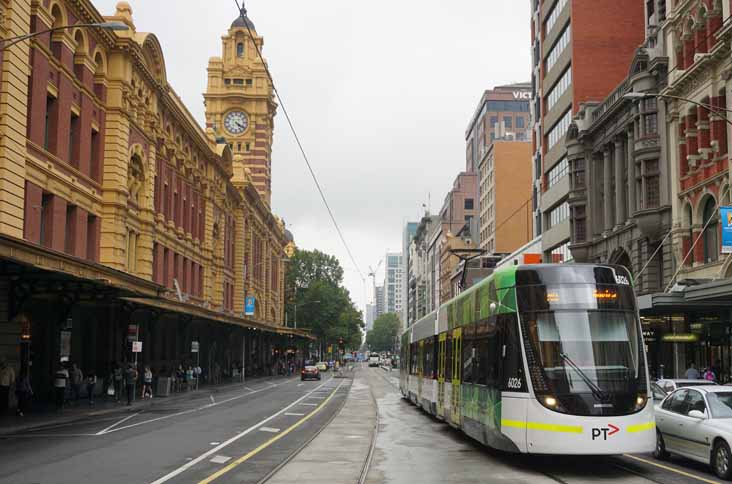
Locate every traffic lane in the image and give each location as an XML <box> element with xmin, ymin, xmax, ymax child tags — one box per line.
<box><xmin>171</xmin><ymin>380</ymin><xmax>349</xmax><ymax>484</ymax></box>
<box><xmin>616</xmin><ymin>454</ymin><xmax>724</xmax><ymax>484</ymax></box>
<box><xmin>0</xmin><ymin>377</ymin><xmax>333</xmax><ymax>484</ymax></box>
<box><xmin>364</xmin><ymin>369</ymin><xmax>707</xmax><ymax>484</ymax></box>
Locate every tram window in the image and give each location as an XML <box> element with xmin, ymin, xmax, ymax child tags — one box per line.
<box><xmin>462</xmin><ymin>324</ymin><xmax>476</xmax><ymax>384</ymax></box>
<box><xmin>424</xmin><ymin>340</ymin><xmax>432</xmax><ymax>378</ymax></box>
<box><xmin>499</xmin><ymin>314</ymin><xmax>526</xmax><ymax>392</ymax></box>
<box><xmin>667</xmin><ymin>390</ymin><xmax>689</xmax><ymax>414</ymax></box>
<box><xmin>475</xmin><ymin>318</ymin><xmax>499</xmax><ymax>386</ymax></box>
<box><xmin>434</xmin><ymin>336</ymin><xmax>441</xmax><ymax>380</ymax></box>
<box><xmin>410</xmin><ymin>343</ymin><xmax>418</xmax><ymax>375</ymax></box>
<box><xmin>445</xmin><ymin>332</ymin><xmax>453</xmax><ymax>381</ymax></box>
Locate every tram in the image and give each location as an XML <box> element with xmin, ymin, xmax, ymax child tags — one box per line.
<box><xmin>399</xmin><ymin>264</ymin><xmax>655</xmax><ymax>455</ymax></box>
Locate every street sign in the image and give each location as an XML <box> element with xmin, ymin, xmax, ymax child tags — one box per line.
<box><xmin>127</xmin><ymin>324</ymin><xmax>138</xmax><ymax>342</ymax></box>
<box><xmin>132</xmin><ymin>341</ymin><xmax>143</xmax><ymax>353</ymax></box>
<box><xmin>721</xmin><ymin>206</ymin><xmax>732</xmax><ymax>254</ymax></box>
<box><xmin>245</xmin><ymin>296</ymin><xmax>256</xmax><ymax>316</ymax></box>
<box><xmin>191</xmin><ymin>341</ymin><xmax>199</xmax><ymax>353</ymax></box>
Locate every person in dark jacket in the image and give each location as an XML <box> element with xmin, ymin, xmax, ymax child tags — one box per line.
<box><xmin>124</xmin><ymin>364</ymin><xmax>138</xmax><ymax>406</ymax></box>
<box><xmin>15</xmin><ymin>370</ymin><xmax>32</xmax><ymax>416</ymax></box>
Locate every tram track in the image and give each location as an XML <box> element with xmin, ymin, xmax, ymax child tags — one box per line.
<box><xmin>358</xmin><ymin>367</ymin><xmax>381</xmax><ymax>484</ymax></box>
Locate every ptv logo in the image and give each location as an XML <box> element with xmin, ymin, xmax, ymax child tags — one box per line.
<box><xmin>592</xmin><ymin>424</ymin><xmax>620</xmax><ymax>441</ymax></box>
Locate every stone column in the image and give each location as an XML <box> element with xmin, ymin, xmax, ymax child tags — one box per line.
<box><xmin>627</xmin><ymin>129</ymin><xmax>636</xmax><ymax>219</ymax></box>
<box><xmin>615</xmin><ymin>138</ymin><xmax>626</xmax><ymax>226</ymax></box>
<box><xmin>603</xmin><ymin>147</ymin><xmax>613</xmax><ymax>232</ymax></box>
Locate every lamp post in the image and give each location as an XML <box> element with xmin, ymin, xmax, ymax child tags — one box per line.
<box><xmin>1</xmin><ymin>22</ymin><xmax>129</xmax><ymax>51</ymax></box>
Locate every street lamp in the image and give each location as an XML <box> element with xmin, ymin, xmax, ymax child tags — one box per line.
<box><xmin>623</xmin><ymin>92</ymin><xmax>732</xmax><ymax>127</ymax></box>
<box><xmin>1</xmin><ymin>22</ymin><xmax>129</xmax><ymax>50</ymax></box>
<box><xmin>293</xmin><ymin>300</ymin><xmax>320</xmax><ymax>329</ymax></box>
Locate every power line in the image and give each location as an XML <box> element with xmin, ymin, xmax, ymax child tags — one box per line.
<box><xmin>232</xmin><ymin>1</ymin><xmax>365</xmax><ymax>283</ymax></box>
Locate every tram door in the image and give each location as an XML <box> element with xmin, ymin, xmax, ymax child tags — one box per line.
<box><xmin>450</xmin><ymin>327</ymin><xmax>462</xmax><ymax>425</ymax></box>
<box><xmin>437</xmin><ymin>333</ymin><xmax>446</xmax><ymax>417</ymax></box>
<box><xmin>418</xmin><ymin>340</ymin><xmax>424</xmax><ymax>404</ymax></box>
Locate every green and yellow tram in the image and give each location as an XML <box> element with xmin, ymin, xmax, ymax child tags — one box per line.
<box><xmin>399</xmin><ymin>264</ymin><xmax>655</xmax><ymax>454</ymax></box>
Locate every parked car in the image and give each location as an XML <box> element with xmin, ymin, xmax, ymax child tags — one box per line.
<box><xmin>315</xmin><ymin>361</ymin><xmax>328</xmax><ymax>372</ymax></box>
<box><xmin>651</xmin><ymin>382</ymin><xmax>668</xmax><ymax>402</ymax></box>
<box><xmin>656</xmin><ymin>379</ymin><xmax>717</xmax><ymax>393</ymax></box>
<box><xmin>654</xmin><ymin>386</ymin><xmax>732</xmax><ymax>479</ymax></box>
<box><xmin>301</xmin><ymin>366</ymin><xmax>321</xmax><ymax>381</ymax></box>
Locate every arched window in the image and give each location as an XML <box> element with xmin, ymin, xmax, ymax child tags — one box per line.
<box><xmin>128</xmin><ymin>153</ymin><xmax>145</xmax><ymax>205</ymax></box>
<box><xmin>236</xmin><ymin>42</ymin><xmax>244</xmax><ymax>57</ymax></box>
<box><xmin>703</xmin><ymin>197</ymin><xmax>719</xmax><ymax>263</ymax></box>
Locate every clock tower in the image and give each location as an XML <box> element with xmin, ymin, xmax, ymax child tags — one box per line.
<box><xmin>204</xmin><ymin>6</ymin><xmax>276</xmax><ymax>205</ymax></box>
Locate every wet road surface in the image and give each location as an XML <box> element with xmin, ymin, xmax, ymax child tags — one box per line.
<box><xmin>363</xmin><ymin>368</ymin><xmax>723</xmax><ymax>484</ymax></box>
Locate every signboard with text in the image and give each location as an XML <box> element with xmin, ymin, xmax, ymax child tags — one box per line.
<box><xmin>245</xmin><ymin>296</ymin><xmax>256</xmax><ymax>316</ymax></box>
<box><xmin>722</xmin><ymin>206</ymin><xmax>732</xmax><ymax>254</ymax></box>
<box><xmin>191</xmin><ymin>341</ymin><xmax>199</xmax><ymax>353</ymax></box>
<box><xmin>132</xmin><ymin>341</ymin><xmax>143</xmax><ymax>353</ymax></box>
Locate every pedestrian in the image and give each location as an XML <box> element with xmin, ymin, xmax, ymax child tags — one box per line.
<box><xmin>124</xmin><ymin>364</ymin><xmax>137</xmax><ymax>406</ymax></box>
<box><xmin>71</xmin><ymin>363</ymin><xmax>83</xmax><ymax>404</ymax></box>
<box><xmin>0</xmin><ymin>357</ymin><xmax>15</xmax><ymax>416</ymax></box>
<box><xmin>86</xmin><ymin>371</ymin><xmax>97</xmax><ymax>405</ymax></box>
<box><xmin>142</xmin><ymin>366</ymin><xmax>153</xmax><ymax>399</ymax></box>
<box><xmin>185</xmin><ymin>366</ymin><xmax>194</xmax><ymax>391</ymax></box>
<box><xmin>113</xmin><ymin>363</ymin><xmax>123</xmax><ymax>403</ymax></box>
<box><xmin>193</xmin><ymin>364</ymin><xmax>202</xmax><ymax>389</ymax></box>
<box><xmin>14</xmin><ymin>369</ymin><xmax>32</xmax><ymax>417</ymax></box>
<box><xmin>53</xmin><ymin>365</ymin><xmax>69</xmax><ymax>412</ymax></box>
<box><xmin>685</xmin><ymin>362</ymin><xmax>700</xmax><ymax>380</ymax></box>
<box><xmin>704</xmin><ymin>367</ymin><xmax>716</xmax><ymax>381</ymax></box>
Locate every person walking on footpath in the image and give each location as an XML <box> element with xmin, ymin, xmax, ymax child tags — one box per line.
<box><xmin>685</xmin><ymin>362</ymin><xmax>700</xmax><ymax>380</ymax></box>
<box><xmin>86</xmin><ymin>371</ymin><xmax>97</xmax><ymax>405</ymax></box>
<box><xmin>124</xmin><ymin>364</ymin><xmax>137</xmax><ymax>406</ymax></box>
<box><xmin>113</xmin><ymin>363</ymin><xmax>123</xmax><ymax>403</ymax></box>
<box><xmin>15</xmin><ymin>370</ymin><xmax>32</xmax><ymax>417</ymax></box>
<box><xmin>0</xmin><ymin>358</ymin><xmax>15</xmax><ymax>416</ymax></box>
<box><xmin>71</xmin><ymin>363</ymin><xmax>83</xmax><ymax>404</ymax></box>
<box><xmin>53</xmin><ymin>365</ymin><xmax>69</xmax><ymax>412</ymax></box>
<box><xmin>142</xmin><ymin>366</ymin><xmax>153</xmax><ymax>399</ymax></box>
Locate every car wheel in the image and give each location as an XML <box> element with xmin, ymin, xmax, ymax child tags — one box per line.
<box><xmin>713</xmin><ymin>440</ymin><xmax>732</xmax><ymax>480</ymax></box>
<box><xmin>653</xmin><ymin>430</ymin><xmax>668</xmax><ymax>460</ymax></box>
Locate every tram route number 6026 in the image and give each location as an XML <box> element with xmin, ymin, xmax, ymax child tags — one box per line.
<box><xmin>506</xmin><ymin>377</ymin><xmax>522</xmax><ymax>389</ymax></box>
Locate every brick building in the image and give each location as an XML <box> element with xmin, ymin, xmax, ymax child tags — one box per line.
<box><xmin>530</xmin><ymin>0</ymin><xmax>646</xmax><ymax>261</ymax></box>
<box><xmin>0</xmin><ymin>1</ymin><xmax>306</xmax><ymax>406</ymax></box>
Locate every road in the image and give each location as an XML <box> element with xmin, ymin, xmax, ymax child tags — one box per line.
<box><xmin>0</xmin><ymin>374</ymin><xmax>349</xmax><ymax>484</ymax></box>
<box><xmin>363</xmin><ymin>368</ymin><xmax>723</xmax><ymax>484</ymax></box>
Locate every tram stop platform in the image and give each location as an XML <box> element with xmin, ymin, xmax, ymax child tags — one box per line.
<box><xmin>264</xmin><ymin>369</ymin><xmax>377</xmax><ymax>484</ymax></box>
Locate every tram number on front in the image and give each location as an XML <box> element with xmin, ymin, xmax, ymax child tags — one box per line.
<box><xmin>506</xmin><ymin>377</ymin><xmax>522</xmax><ymax>389</ymax></box>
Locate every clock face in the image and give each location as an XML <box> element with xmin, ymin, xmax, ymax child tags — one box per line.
<box><xmin>224</xmin><ymin>111</ymin><xmax>249</xmax><ymax>135</ymax></box>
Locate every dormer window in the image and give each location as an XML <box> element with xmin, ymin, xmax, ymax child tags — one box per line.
<box><xmin>237</xmin><ymin>42</ymin><xmax>244</xmax><ymax>57</ymax></box>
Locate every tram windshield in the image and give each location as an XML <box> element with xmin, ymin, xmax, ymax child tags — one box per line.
<box><xmin>516</xmin><ymin>266</ymin><xmax>647</xmax><ymax>416</ymax></box>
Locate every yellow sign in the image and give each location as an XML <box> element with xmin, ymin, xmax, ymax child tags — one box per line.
<box><xmin>662</xmin><ymin>334</ymin><xmax>699</xmax><ymax>343</ymax></box>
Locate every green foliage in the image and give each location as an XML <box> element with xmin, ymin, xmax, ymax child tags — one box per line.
<box><xmin>286</xmin><ymin>248</ymin><xmax>364</xmax><ymax>350</ymax></box>
<box><xmin>366</xmin><ymin>313</ymin><xmax>401</xmax><ymax>352</ymax></box>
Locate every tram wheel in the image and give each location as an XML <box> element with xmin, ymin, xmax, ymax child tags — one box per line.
<box><xmin>712</xmin><ymin>440</ymin><xmax>732</xmax><ymax>480</ymax></box>
<box><xmin>652</xmin><ymin>430</ymin><xmax>668</xmax><ymax>460</ymax></box>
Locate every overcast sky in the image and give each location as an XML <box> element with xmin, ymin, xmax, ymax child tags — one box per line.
<box><xmin>96</xmin><ymin>0</ymin><xmax>531</xmax><ymax>314</ymax></box>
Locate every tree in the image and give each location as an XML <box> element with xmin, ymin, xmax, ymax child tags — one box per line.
<box><xmin>366</xmin><ymin>313</ymin><xmax>401</xmax><ymax>352</ymax></box>
<box><xmin>284</xmin><ymin>248</ymin><xmax>364</xmax><ymax>354</ymax></box>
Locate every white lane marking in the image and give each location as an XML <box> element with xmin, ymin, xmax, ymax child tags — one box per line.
<box><xmin>259</xmin><ymin>427</ymin><xmax>280</xmax><ymax>433</ymax></box>
<box><xmin>210</xmin><ymin>395</ymin><xmax>215</xmax><ymax>404</ymax></box>
<box><xmin>210</xmin><ymin>455</ymin><xmax>231</xmax><ymax>464</ymax></box>
<box><xmin>308</xmin><ymin>396</ymin><xmax>326</xmax><ymax>400</ymax></box>
<box><xmin>284</xmin><ymin>412</ymin><xmax>305</xmax><ymax>416</ymax></box>
<box><xmin>297</xmin><ymin>383</ymin><xmax>304</xmax><ymax>387</ymax></box>
<box><xmin>103</xmin><ymin>383</ymin><xmax>279</xmax><ymax>435</ymax></box>
<box><xmin>299</xmin><ymin>403</ymin><xmax>318</xmax><ymax>406</ymax></box>
<box><xmin>210</xmin><ymin>442</ymin><xmax>220</xmax><ymax>445</ymax></box>
<box><xmin>95</xmin><ymin>412</ymin><xmax>140</xmax><ymax>435</ymax></box>
<box><xmin>149</xmin><ymin>379</ymin><xmax>333</xmax><ymax>484</ymax></box>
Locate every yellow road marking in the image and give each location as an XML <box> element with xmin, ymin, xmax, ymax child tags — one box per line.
<box><xmin>197</xmin><ymin>381</ymin><xmax>343</xmax><ymax>484</ymax></box>
<box><xmin>626</xmin><ymin>422</ymin><xmax>655</xmax><ymax>433</ymax></box>
<box><xmin>623</xmin><ymin>454</ymin><xmax>721</xmax><ymax>484</ymax></box>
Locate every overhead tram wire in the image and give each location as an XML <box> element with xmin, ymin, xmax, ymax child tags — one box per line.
<box><xmin>233</xmin><ymin>0</ymin><xmax>365</xmax><ymax>283</ymax></box>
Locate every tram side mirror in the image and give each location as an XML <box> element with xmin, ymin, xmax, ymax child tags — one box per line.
<box><xmin>688</xmin><ymin>410</ymin><xmax>706</xmax><ymax>419</ymax></box>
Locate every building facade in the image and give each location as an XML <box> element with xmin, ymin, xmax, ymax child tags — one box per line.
<box><xmin>384</xmin><ymin>252</ymin><xmax>403</xmax><ymax>316</ymax></box>
<box><xmin>406</xmin><ymin>215</ymin><xmax>440</xmax><ymax>326</ymax></box>
<box><xmin>401</xmin><ymin>221</ymin><xmax>417</xmax><ymax>325</ymax></box>
<box><xmin>439</xmin><ymin>172</ymin><xmax>478</xmax><ymax>238</ymax></box>
<box><xmin>478</xmin><ymin>141</ymin><xmax>533</xmax><ymax>255</ymax></box>
<box><xmin>374</xmin><ymin>285</ymin><xmax>385</xmax><ymax>318</ymax></box>
<box><xmin>0</xmin><ymin>1</ymin><xmax>302</xmax><ymax>406</ymax></box>
<box><xmin>530</xmin><ymin>0</ymin><xmax>646</xmax><ymax>261</ymax></box>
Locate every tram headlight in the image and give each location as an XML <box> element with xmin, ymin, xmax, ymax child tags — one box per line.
<box><xmin>634</xmin><ymin>394</ymin><xmax>647</xmax><ymax>411</ymax></box>
<box><xmin>544</xmin><ymin>396</ymin><xmax>558</xmax><ymax>407</ymax></box>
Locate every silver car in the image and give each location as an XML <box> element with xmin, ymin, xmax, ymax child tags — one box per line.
<box><xmin>654</xmin><ymin>386</ymin><xmax>732</xmax><ymax>479</ymax></box>
<box><xmin>656</xmin><ymin>379</ymin><xmax>717</xmax><ymax>393</ymax></box>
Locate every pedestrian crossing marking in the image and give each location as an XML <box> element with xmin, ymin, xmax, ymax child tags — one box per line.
<box><xmin>259</xmin><ymin>427</ymin><xmax>280</xmax><ymax>433</ymax></box>
<box><xmin>284</xmin><ymin>412</ymin><xmax>305</xmax><ymax>416</ymax></box>
<box><xmin>210</xmin><ymin>455</ymin><xmax>231</xmax><ymax>464</ymax></box>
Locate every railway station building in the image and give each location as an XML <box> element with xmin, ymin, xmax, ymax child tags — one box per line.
<box><xmin>0</xmin><ymin>0</ymin><xmax>309</xmax><ymax>408</ymax></box>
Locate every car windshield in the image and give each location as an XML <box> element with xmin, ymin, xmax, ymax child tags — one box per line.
<box><xmin>707</xmin><ymin>392</ymin><xmax>732</xmax><ymax>418</ymax></box>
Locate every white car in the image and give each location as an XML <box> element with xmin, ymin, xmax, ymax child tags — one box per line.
<box><xmin>654</xmin><ymin>385</ymin><xmax>732</xmax><ymax>479</ymax></box>
<box><xmin>656</xmin><ymin>378</ymin><xmax>717</xmax><ymax>393</ymax></box>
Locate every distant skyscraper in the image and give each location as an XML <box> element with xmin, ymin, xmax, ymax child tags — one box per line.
<box><xmin>375</xmin><ymin>285</ymin><xmax>385</xmax><ymax>318</ymax></box>
<box><xmin>402</xmin><ymin>222</ymin><xmax>418</xmax><ymax>324</ymax></box>
<box><xmin>365</xmin><ymin>304</ymin><xmax>376</xmax><ymax>331</ymax></box>
<box><xmin>384</xmin><ymin>252</ymin><xmax>403</xmax><ymax>316</ymax></box>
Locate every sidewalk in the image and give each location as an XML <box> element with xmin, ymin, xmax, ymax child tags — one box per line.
<box><xmin>266</xmin><ymin>370</ymin><xmax>377</xmax><ymax>484</ymax></box>
<box><xmin>0</xmin><ymin>375</ymin><xmax>289</xmax><ymax>436</ymax></box>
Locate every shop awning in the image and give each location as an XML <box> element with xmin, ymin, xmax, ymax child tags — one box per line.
<box><xmin>638</xmin><ymin>279</ymin><xmax>732</xmax><ymax>314</ymax></box>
